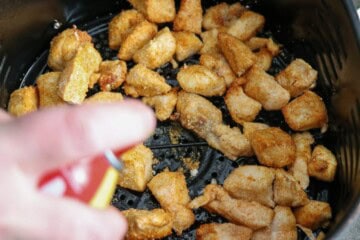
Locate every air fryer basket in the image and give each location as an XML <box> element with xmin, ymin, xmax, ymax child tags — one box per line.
<box><xmin>1</xmin><ymin>0</ymin><xmax>360</xmax><ymax>239</ymax></box>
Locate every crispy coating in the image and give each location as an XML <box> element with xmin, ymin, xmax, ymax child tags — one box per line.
<box><xmin>282</xmin><ymin>91</ymin><xmax>328</xmax><ymax>131</ymax></box>
<box><xmin>189</xmin><ymin>185</ymin><xmax>274</xmax><ymax>230</ymax></box>
<box><xmin>148</xmin><ymin>172</ymin><xmax>195</xmax><ymax>235</ymax></box>
<box><xmin>173</xmin><ymin>32</ymin><xmax>203</xmax><ymax>62</ymax></box>
<box><xmin>108</xmin><ymin>10</ymin><xmax>145</xmax><ymax>50</ymax></box>
<box><xmin>200</xmin><ymin>53</ymin><xmax>236</xmax><ymax>87</ymax></box>
<box><xmin>227</xmin><ymin>11</ymin><xmax>265</xmax><ymax>41</ymax></box>
<box><xmin>224</xmin><ymin>165</ymin><xmax>275</xmax><ymax>208</ymax></box>
<box><xmin>254</xmin><ymin>48</ymin><xmax>273</xmax><ymax>71</ymax></box>
<box><xmin>244</xmin><ymin>66</ymin><xmax>290</xmax><ymax>111</ymax></box>
<box><xmin>200</xmin><ymin>29</ymin><xmax>222</xmax><ymax>55</ymax></box>
<box><xmin>123</xmin><ymin>208</ymin><xmax>173</xmax><ymax>240</ymax></box>
<box><xmin>142</xmin><ymin>88</ymin><xmax>178</xmax><ymax>121</ymax></box>
<box><xmin>8</xmin><ymin>86</ymin><xmax>38</xmax><ymax>117</ymax></box>
<box><xmin>308</xmin><ymin>145</ymin><xmax>337</xmax><ymax>182</ymax></box>
<box><xmin>274</xmin><ymin>169</ymin><xmax>309</xmax><ymax>207</ymax></box>
<box><xmin>118</xmin><ymin>20</ymin><xmax>158</xmax><ymax>61</ymax></box>
<box><xmin>218</xmin><ymin>33</ymin><xmax>256</xmax><ymax>77</ymax></box>
<box><xmin>124</xmin><ymin>64</ymin><xmax>171</xmax><ymax>97</ymax></box>
<box><xmin>85</xmin><ymin>92</ymin><xmax>124</xmax><ymax>103</ymax></box>
<box><xmin>196</xmin><ymin>223</ymin><xmax>253</xmax><ymax>240</ymax></box>
<box><xmin>177</xmin><ymin>65</ymin><xmax>226</xmax><ymax>97</ymax></box>
<box><xmin>202</xmin><ymin>2</ymin><xmax>245</xmax><ymax>30</ymax></box>
<box><xmin>95</xmin><ymin>60</ymin><xmax>127</xmax><ymax>92</ymax></box>
<box><xmin>276</xmin><ymin>59</ymin><xmax>318</xmax><ymax>97</ymax></box>
<box><xmin>250</xmin><ymin>127</ymin><xmax>296</xmax><ymax>168</ymax></box>
<box><xmin>36</xmin><ymin>72</ymin><xmax>65</xmax><ymax>108</ymax></box>
<box><xmin>225</xmin><ymin>84</ymin><xmax>262</xmax><ymax>124</ymax></box>
<box><xmin>242</xmin><ymin>122</ymin><xmax>270</xmax><ymax>142</ymax></box>
<box><xmin>245</xmin><ymin>37</ymin><xmax>280</xmax><ymax>56</ymax></box>
<box><xmin>289</xmin><ymin>132</ymin><xmax>314</xmax><ymax>189</ymax></box>
<box><xmin>48</xmin><ymin>28</ymin><xmax>92</xmax><ymax>71</ymax></box>
<box><xmin>133</xmin><ymin>27</ymin><xmax>176</xmax><ymax>69</ymax></box>
<box><xmin>173</xmin><ymin>0</ymin><xmax>203</xmax><ymax>34</ymax></box>
<box><xmin>117</xmin><ymin>145</ymin><xmax>154</xmax><ymax>192</ymax></box>
<box><xmin>294</xmin><ymin>200</ymin><xmax>332</xmax><ymax>230</ymax></box>
<box><xmin>128</xmin><ymin>0</ymin><xmax>176</xmax><ymax>23</ymax></box>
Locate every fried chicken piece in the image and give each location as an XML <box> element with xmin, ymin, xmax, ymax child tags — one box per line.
<box><xmin>177</xmin><ymin>65</ymin><xmax>226</xmax><ymax>97</ymax></box>
<box><xmin>254</xmin><ymin>48</ymin><xmax>273</xmax><ymax>71</ymax></box>
<box><xmin>227</xmin><ymin>11</ymin><xmax>265</xmax><ymax>41</ymax></box>
<box><xmin>85</xmin><ymin>92</ymin><xmax>124</xmax><ymax>103</ymax></box>
<box><xmin>274</xmin><ymin>169</ymin><xmax>309</xmax><ymax>207</ymax></box>
<box><xmin>202</xmin><ymin>2</ymin><xmax>245</xmax><ymax>30</ymax></box>
<box><xmin>108</xmin><ymin>10</ymin><xmax>145</xmax><ymax>50</ymax></box>
<box><xmin>133</xmin><ymin>27</ymin><xmax>176</xmax><ymax>69</ymax></box>
<box><xmin>252</xmin><ymin>206</ymin><xmax>297</xmax><ymax>240</ymax></box>
<box><xmin>289</xmin><ymin>132</ymin><xmax>314</xmax><ymax>189</ymax></box>
<box><xmin>200</xmin><ymin>53</ymin><xmax>236</xmax><ymax>87</ymax></box>
<box><xmin>294</xmin><ymin>200</ymin><xmax>332</xmax><ymax>230</ymax></box>
<box><xmin>58</xmin><ymin>42</ymin><xmax>102</xmax><ymax>104</ymax></box>
<box><xmin>225</xmin><ymin>84</ymin><xmax>262</xmax><ymax>124</ymax></box>
<box><xmin>128</xmin><ymin>0</ymin><xmax>176</xmax><ymax>23</ymax></box>
<box><xmin>308</xmin><ymin>145</ymin><xmax>337</xmax><ymax>182</ymax></box>
<box><xmin>276</xmin><ymin>59</ymin><xmax>318</xmax><ymax>97</ymax></box>
<box><xmin>250</xmin><ymin>127</ymin><xmax>296</xmax><ymax>168</ymax></box>
<box><xmin>218</xmin><ymin>33</ymin><xmax>256</xmax><ymax>77</ymax></box>
<box><xmin>173</xmin><ymin>32</ymin><xmax>203</xmax><ymax>62</ymax></box>
<box><xmin>148</xmin><ymin>172</ymin><xmax>195</xmax><ymax>235</ymax></box>
<box><xmin>242</xmin><ymin>122</ymin><xmax>270</xmax><ymax>142</ymax></box>
<box><xmin>124</xmin><ymin>64</ymin><xmax>171</xmax><ymax>98</ymax></box>
<box><xmin>245</xmin><ymin>37</ymin><xmax>280</xmax><ymax>56</ymax></box>
<box><xmin>36</xmin><ymin>72</ymin><xmax>65</xmax><ymax>108</ymax></box>
<box><xmin>118</xmin><ymin>20</ymin><xmax>158</xmax><ymax>61</ymax></box>
<box><xmin>173</xmin><ymin>0</ymin><xmax>203</xmax><ymax>34</ymax></box>
<box><xmin>92</xmin><ymin>60</ymin><xmax>127</xmax><ymax>92</ymax></box>
<box><xmin>8</xmin><ymin>86</ymin><xmax>38</xmax><ymax>117</ymax></box>
<box><xmin>244</xmin><ymin>66</ymin><xmax>290</xmax><ymax>111</ymax></box>
<box><xmin>282</xmin><ymin>91</ymin><xmax>328</xmax><ymax>131</ymax></box>
<box><xmin>224</xmin><ymin>165</ymin><xmax>275</xmax><ymax>208</ymax></box>
<box><xmin>177</xmin><ymin>91</ymin><xmax>252</xmax><ymax>160</ymax></box>
<box><xmin>123</xmin><ymin>208</ymin><xmax>173</xmax><ymax>240</ymax></box>
<box><xmin>142</xmin><ymin>88</ymin><xmax>178</xmax><ymax>121</ymax></box>
<box><xmin>48</xmin><ymin>28</ymin><xmax>92</xmax><ymax>71</ymax></box>
<box><xmin>200</xmin><ymin>28</ymin><xmax>226</xmax><ymax>55</ymax></box>
<box><xmin>189</xmin><ymin>185</ymin><xmax>274</xmax><ymax>230</ymax></box>
<box><xmin>197</xmin><ymin>223</ymin><xmax>253</xmax><ymax>240</ymax></box>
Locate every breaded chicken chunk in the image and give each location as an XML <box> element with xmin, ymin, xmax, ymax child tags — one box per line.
<box><xmin>246</xmin><ymin>37</ymin><xmax>280</xmax><ymax>56</ymax></box>
<box><xmin>174</xmin><ymin>0</ymin><xmax>203</xmax><ymax>34</ymax></box>
<box><xmin>308</xmin><ymin>145</ymin><xmax>337</xmax><ymax>182</ymax></box>
<box><xmin>108</xmin><ymin>10</ymin><xmax>145</xmax><ymax>50</ymax></box>
<box><xmin>118</xmin><ymin>20</ymin><xmax>158</xmax><ymax>61</ymax></box>
<box><xmin>282</xmin><ymin>91</ymin><xmax>328</xmax><ymax>131</ymax></box>
<box><xmin>244</xmin><ymin>66</ymin><xmax>290</xmax><ymax>111</ymax></box>
<box><xmin>58</xmin><ymin>42</ymin><xmax>102</xmax><ymax>104</ymax></box>
<box><xmin>218</xmin><ymin>33</ymin><xmax>256</xmax><ymax>77</ymax></box>
<box><xmin>242</xmin><ymin>122</ymin><xmax>270</xmax><ymax>142</ymax></box>
<box><xmin>123</xmin><ymin>208</ymin><xmax>173</xmax><ymax>240</ymax></box>
<box><xmin>148</xmin><ymin>172</ymin><xmax>195</xmax><ymax>235</ymax></box>
<box><xmin>200</xmin><ymin>53</ymin><xmax>236</xmax><ymax>87</ymax></box>
<box><xmin>8</xmin><ymin>86</ymin><xmax>38</xmax><ymax>117</ymax></box>
<box><xmin>128</xmin><ymin>0</ymin><xmax>176</xmax><ymax>23</ymax></box>
<box><xmin>274</xmin><ymin>169</ymin><xmax>309</xmax><ymax>207</ymax></box>
<box><xmin>36</xmin><ymin>72</ymin><xmax>65</xmax><ymax>108</ymax></box>
<box><xmin>117</xmin><ymin>144</ymin><xmax>153</xmax><ymax>192</ymax></box>
<box><xmin>48</xmin><ymin>28</ymin><xmax>92</xmax><ymax>71</ymax></box>
<box><xmin>289</xmin><ymin>132</ymin><xmax>314</xmax><ymax>189</ymax></box>
<box><xmin>197</xmin><ymin>223</ymin><xmax>253</xmax><ymax>240</ymax></box>
<box><xmin>173</xmin><ymin>32</ymin><xmax>203</xmax><ymax>62</ymax></box>
<box><xmin>200</xmin><ymin>29</ymin><xmax>221</xmax><ymax>55</ymax></box>
<box><xmin>203</xmin><ymin>2</ymin><xmax>245</xmax><ymax>30</ymax></box>
<box><xmin>124</xmin><ymin>64</ymin><xmax>171</xmax><ymax>97</ymax></box>
<box><xmin>225</xmin><ymin>84</ymin><xmax>262</xmax><ymax>124</ymax></box>
<box><xmin>227</xmin><ymin>11</ymin><xmax>265</xmax><ymax>41</ymax></box>
<box><xmin>177</xmin><ymin>65</ymin><xmax>226</xmax><ymax>97</ymax></box>
<box><xmin>294</xmin><ymin>200</ymin><xmax>332</xmax><ymax>230</ymax></box>
<box><xmin>276</xmin><ymin>59</ymin><xmax>318</xmax><ymax>97</ymax></box>
<box><xmin>224</xmin><ymin>165</ymin><xmax>275</xmax><ymax>208</ymax></box>
<box><xmin>254</xmin><ymin>48</ymin><xmax>273</xmax><ymax>71</ymax></box>
<box><xmin>189</xmin><ymin>185</ymin><xmax>274</xmax><ymax>230</ymax></box>
<box><xmin>85</xmin><ymin>92</ymin><xmax>124</xmax><ymax>103</ymax></box>
<box><xmin>94</xmin><ymin>60</ymin><xmax>127</xmax><ymax>92</ymax></box>
<box><xmin>250</xmin><ymin>127</ymin><xmax>296</xmax><ymax>168</ymax></box>
<box><xmin>142</xmin><ymin>88</ymin><xmax>178</xmax><ymax>121</ymax></box>
<box><xmin>133</xmin><ymin>27</ymin><xmax>176</xmax><ymax>69</ymax></box>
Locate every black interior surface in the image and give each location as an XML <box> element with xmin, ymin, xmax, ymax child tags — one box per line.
<box><xmin>0</xmin><ymin>0</ymin><xmax>360</xmax><ymax>239</ymax></box>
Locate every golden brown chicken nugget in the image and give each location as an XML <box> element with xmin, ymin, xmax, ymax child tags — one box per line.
<box><xmin>227</xmin><ymin>10</ymin><xmax>265</xmax><ymax>41</ymax></box>
<box><xmin>200</xmin><ymin>29</ymin><xmax>221</xmax><ymax>55</ymax></box>
<box><xmin>85</xmin><ymin>92</ymin><xmax>124</xmax><ymax>103</ymax></box>
<box><xmin>197</xmin><ymin>223</ymin><xmax>253</xmax><ymax>240</ymax></box>
<box><xmin>174</xmin><ymin>0</ymin><xmax>203</xmax><ymax>34</ymax></box>
<box><xmin>242</xmin><ymin>122</ymin><xmax>270</xmax><ymax>142</ymax></box>
<box><xmin>142</xmin><ymin>88</ymin><xmax>178</xmax><ymax>121</ymax></box>
<box><xmin>203</xmin><ymin>2</ymin><xmax>245</xmax><ymax>30</ymax></box>
<box><xmin>254</xmin><ymin>48</ymin><xmax>273</xmax><ymax>71</ymax></box>
<box><xmin>308</xmin><ymin>145</ymin><xmax>337</xmax><ymax>182</ymax></box>
<box><xmin>173</xmin><ymin>32</ymin><xmax>203</xmax><ymax>62</ymax></box>
<box><xmin>128</xmin><ymin>0</ymin><xmax>176</xmax><ymax>23</ymax></box>
<box><xmin>246</xmin><ymin>37</ymin><xmax>280</xmax><ymax>56</ymax></box>
<box><xmin>294</xmin><ymin>200</ymin><xmax>332</xmax><ymax>230</ymax></box>
<box><xmin>36</xmin><ymin>72</ymin><xmax>65</xmax><ymax>108</ymax></box>
<box><xmin>96</xmin><ymin>60</ymin><xmax>127</xmax><ymax>92</ymax></box>
<box><xmin>8</xmin><ymin>86</ymin><xmax>38</xmax><ymax>117</ymax></box>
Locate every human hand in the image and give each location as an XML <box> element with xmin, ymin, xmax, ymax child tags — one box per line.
<box><xmin>0</xmin><ymin>101</ymin><xmax>156</xmax><ymax>240</ymax></box>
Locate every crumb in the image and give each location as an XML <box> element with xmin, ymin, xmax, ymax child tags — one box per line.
<box><xmin>190</xmin><ymin>169</ymin><xmax>199</xmax><ymax>177</ymax></box>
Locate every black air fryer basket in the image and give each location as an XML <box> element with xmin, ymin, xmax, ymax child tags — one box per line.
<box><xmin>1</xmin><ymin>0</ymin><xmax>360</xmax><ymax>239</ymax></box>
